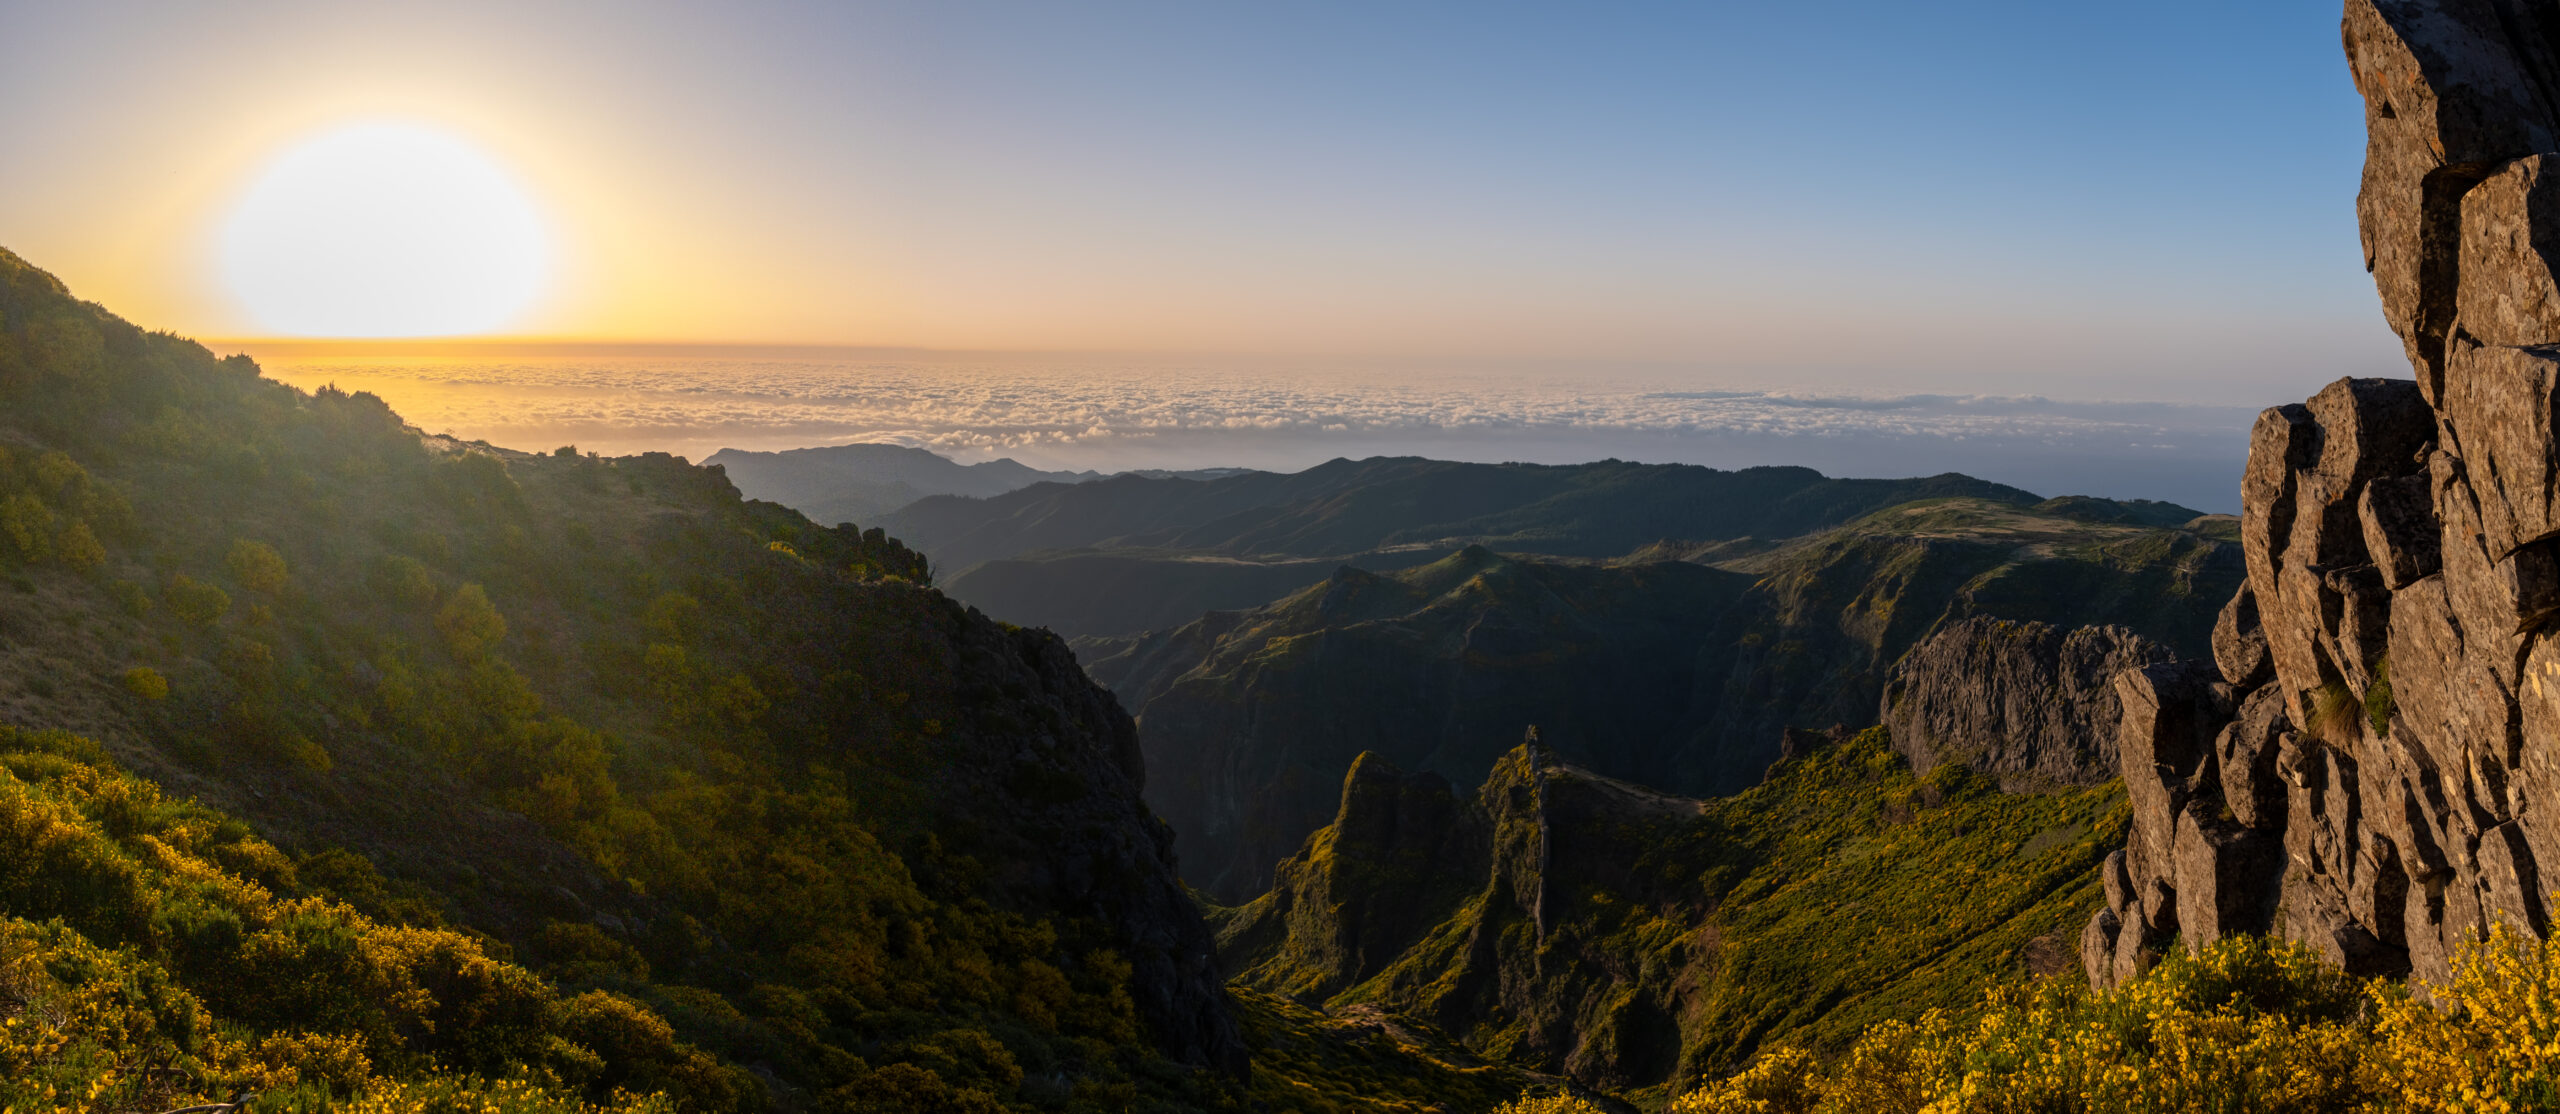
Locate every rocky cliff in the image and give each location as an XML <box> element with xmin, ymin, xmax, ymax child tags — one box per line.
<box><xmin>2085</xmin><ymin>0</ymin><xmax>2560</xmax><ymax>989</ymax></box>
<box><xmin>1881</xmin><ymin>617</ymin><xmax>2170</xmax><ymax>790</ymax></box>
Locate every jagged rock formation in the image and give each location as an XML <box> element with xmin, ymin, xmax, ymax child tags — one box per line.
<box><xmin>1219</xmin><ymin>733</ymin><xmax>2124</xmax><ymax>1095</ymax></box>
<box><xmin>1213</xmin><ymin>753</ymin><xmax>1492</xmax><ymax>1001</ymax></box>
<box><xmin>1880</xmin><ymin>617</ymin><xmax>2171</xmax><ymax>790</ymax></box>
<box><xmin>2086</xmin><ymin>0</ymin><xmax>2560</xmax><ymax>989</ymax></box>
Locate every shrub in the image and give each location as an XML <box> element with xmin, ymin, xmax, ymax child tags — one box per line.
<box><xmin>1493</xmin><ymin>1093</ymin><xmax>1614</xmax><ymax>1114</ymax></box>
<box><xmin>2370</xmin><ymin>919</ymin><xmax>2560</xmax><ymax>1111</ymax></box>
<box><xmin>109</xmin><ymin>579</ymin><xmax>150</xmax><ymax>617</ymax></box>
<box><xmin>55</xmin><ymin>520</ymin><xmax>103</xmax><ymax>572</ymax></box>
<box><xmin>2363</xmin><ymin>657</ymin><xmax>2394</xmax><ymax>737</ymax></box>
<box><xmin>436</xmin><ymin>583</ymin><xmax>507</xmax><ymax>658</ymax></box>
<box><xmin>2310</xmin><ymin>677</ymin><xmax>2363</xmax><ymax>745</ymax></box>
<box><xmin>227</xmin><ymin>538</ymin><xmax>289</xmax><ymax>595</ymax></box>
<box><xmin>371</xmin><ymin>554</ymin><xmax>439</xmax><ymax>609</ymax></box>
<box><xmin>121</xmin><ymin>666</ymin><xmax>167</xmax><ymax>701</ymax></box>
<box><xmin>165</xmin><ymin>574</ymin><xmax>231</xmax><ymax>626</ymax></box>
<box><xmin>0</xmin><ymin>493</ymin><xmax>53</xmax><ymax>563</ymax></box>
<box><xmin>1654</xmin><ymin>930</ymin><xmax>2560</xmax><ymax>1114</ymax></box>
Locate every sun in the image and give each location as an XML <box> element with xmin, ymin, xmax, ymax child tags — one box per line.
<box><xmin>219</xmin><ymin>121</ymin><xmax>552</xmax><ymax>338</ymax></box>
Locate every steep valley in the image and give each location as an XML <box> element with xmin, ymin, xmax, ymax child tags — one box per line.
<box><xmin>1086</xmin><ymin>497</ymin><xmax>2239</xmax><ymax>903</ymax></box>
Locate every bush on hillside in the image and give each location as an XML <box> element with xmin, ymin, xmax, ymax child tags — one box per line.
<box><xmin>1637</xmin><ymin>928</ymin><xmax>2560</xmax><ymax>1114</ymax></box>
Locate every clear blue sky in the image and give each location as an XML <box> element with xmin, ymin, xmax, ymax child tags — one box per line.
<box><xmin>0</xmin><ymin>0</ymin><xmax>2394</xmax><ymax>405</ymax></box>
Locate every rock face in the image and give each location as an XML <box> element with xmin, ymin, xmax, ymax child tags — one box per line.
<box><xmin>2086</xmin><ymin>0</ymin><xmax>2560</xmax><ymax>989</ymax></box>
<box><xmin>1880</xmin><ymin>617</ymin><xmax>2171</xmax><ymax>789</ymax></box>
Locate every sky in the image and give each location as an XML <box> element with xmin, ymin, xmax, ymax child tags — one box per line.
<box><xmin>0</xmin><ymin>0</ymin><xmax>2402</xmax><ymax>409</ymax></box>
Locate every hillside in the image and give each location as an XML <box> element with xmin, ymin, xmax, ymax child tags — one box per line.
<box><xmin>1088</xmin><ymin>497</ymin><xmax>2239</xmax><ymax>902</ymax></box>
<box><xmin>0</xmin><ymin>244</ymin><xmax>1303</xmax><ymax>1111</ymax></box>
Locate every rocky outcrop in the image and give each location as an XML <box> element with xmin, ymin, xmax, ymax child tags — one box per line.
<box><xmin>1225</xmin><ymin>730</ymin><xmax>2125</xmax><ymax>1096</ymax></box>
<box><xmin>1213</xmin><ymin>752</ymin><xmax>1490</xmax><ymax>1000</ymax></box>
<box><xmin>2086</xmin><ymin>0</ymin><xmax>2560</xmax><ymax>989</ymax></box>
<box><xmin>1880</xmin><ymin>617</ymin><xmax>2171</xmax><ymax>789</ymax></box>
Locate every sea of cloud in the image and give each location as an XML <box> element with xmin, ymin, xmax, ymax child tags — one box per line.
<box><xmin>245</xmin><ymin>347</ymin><xmax>2257</xmax><ymax>512</ymax></box>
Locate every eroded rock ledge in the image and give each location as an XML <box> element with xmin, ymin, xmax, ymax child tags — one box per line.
<box><xmin>2086</xmin><ymin>0</ymin><xmax>2560</xmax><ymax>989</ymax></box>
<box><xmin>1881</xmin><ymin>617</ymin><xmax>2169</xmax><ymax>791</ymax></box>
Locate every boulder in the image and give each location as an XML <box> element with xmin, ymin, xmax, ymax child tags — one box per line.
<box><xmin>2114</xmin><ymin>661</ymin><xmax>2232</xmax><ymax>870</ymax></box>
<box><xmin>2080</xmin><ymin>909</ymin><xmax>2122</xmax><ymax>991</ymax></box>
<box><xmin>2342</xmin><ymin>0</ymin><xmax>2560</xmax><ymax>391</ymax></box>
<box><xmin>2359</xmin><ymin>472</ymin><xmax>2441</xmax><ymax>589</ymax></box>
<box><xmin>2441</xmin><ymin>342</ymin><xmax>2560</xmax><ymax>560</ymax></box>
<box><xmin>2214</xmin><ymin>685</ymin><xmax>2293</xmax><ymax>830</ymax></box>
<box><xmin>2459</xmin><ymin>155</ymin><xmax>2560</xmax><ymax>348</ymax></box>
<box><xmin>2172</xmin><ymin>802</ymin><xmax>2285</xmax><ymax>952</ymax></box>
<box><xmin>2213</xmin><ymin>584</ymin><xmax>2274</xmax><ymax>688</ymax></box>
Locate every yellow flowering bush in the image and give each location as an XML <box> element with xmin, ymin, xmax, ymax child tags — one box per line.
<box><xmin>0</xmin><ymin>725</ymin><xmax>735</xmax><ymax>1114</ymax></box>
<box><xmin>1661</xmin><ymin>933</ymin><xmax>2379</xmax><ymax>1114</ymax></box>
<box><xmin>2369</xmin><ymin>920</ymin><xmax>2560</xmax><ymax>1114</ymax></box>
<box><xmin>1490</xmin><ymin>1092</ymin><xmax>1614</xmax><ymax>1114</ymax></box>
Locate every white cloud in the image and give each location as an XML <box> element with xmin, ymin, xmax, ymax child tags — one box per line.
<box><xmin>255</xmin><ymin>350</ymin><xmax>2263</xmax><ymax>510</ymax></box>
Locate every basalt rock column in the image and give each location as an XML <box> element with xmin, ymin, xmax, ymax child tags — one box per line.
<box><xmin>2088</xmin><ymin>0</ymin><xmax>2560</xmax><ymax>989</ymax></box>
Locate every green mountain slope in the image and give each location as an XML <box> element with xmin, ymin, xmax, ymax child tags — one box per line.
<box><xmin>1215</xmin><ymin>733</ymin><xmax>2126</xmax><ymax>1104</ymax></box>
<box><xmin>0</xmin><ymin>724</ymin><xmax>736</xmax><ymax>1112</ymax></box>
<box><xmin>0</xmin><ymin>245</ymin><xmax>1277</xmax><ymax>1111</ymax></box>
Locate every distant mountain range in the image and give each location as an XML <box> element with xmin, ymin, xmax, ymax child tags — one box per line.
<box><xmin>883</xmin><ymin>458</ymin><xmax>2044</xmax><ymax>636</ymax></box>
<box><xmin>703</xmin><ymin>442</ymin><xmax>1245</xmax><ymax>526</ymax></box>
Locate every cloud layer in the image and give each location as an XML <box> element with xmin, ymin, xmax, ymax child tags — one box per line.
<box><xmin>251</xmin><ymin>350</ymin><xmax>2259</xmax><ymax>512</ymax></box>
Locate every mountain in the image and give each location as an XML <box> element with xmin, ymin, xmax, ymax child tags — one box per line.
<box><xmin>1089</xmin><ymin>496</ymin><xmax>2239</xmax><ymax>902</ymax></box>
<box><xmin>884</xmin><ymin>459</ymin><xmax>2067</xmax><ymax>640</ymax></box>
<box><xmin>0</xmin><ymin>244</ymin><xmax>1278</xmax><ymax>1110</ymax></box>
<box><xmin>949</xmin><ymin>547</ymin><xmax>1449</xmax><ymax>641</ymax></box>
<box><xmin>700</xmin><ymin>443</ymin><xmax>1105</xmax><ymax>526</ymax></box>
<box><xmin>882</xmin><ymin>457</ymin><xmax>2043</xmax><ymax>574</ymax></box>
<box><xmin>1211</xmin><ymin>730</ymin><xmax>2126</xmax><ymax>1101</ymax></box>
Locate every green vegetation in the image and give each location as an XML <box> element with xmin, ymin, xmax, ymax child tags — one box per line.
<box><xmin>0</xmin><ymin>724</ymin><xmax>719</xmax><ymax>1113</ymax></box>
<box><xmin>1222</xmin><ymin>730</ymin><xmax>2127</xmax><ymax>1103</ymax></box>
<box><xmin>1225</xmin><ymin>989</ymin><xmax>1570</xmax><ymax>1114</ymax></box>
<box><xmin>1647</xmin><ymin>926</ymin><xmax>2560</xmax><ymax>1113</ymax></box>
<box><xmin>2312</xmin><ymin>676</ymin><xmax>2364</xmax><ymax>745</ymax></box>
<box><xmin>0</xmin><ymin>244</ymin><xmax>1268</xmax><ymax>1110</ymax></box>
<box><xmin>2365</xmin><ymin>656</ymin><xmax>2395</xmax><ymax>737</ymax></box>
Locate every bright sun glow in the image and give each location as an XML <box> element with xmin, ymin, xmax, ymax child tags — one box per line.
<box><xmin>220</xmin><ymin>122</ymin><xmax>551</xmax><ymax>337</ymax></box>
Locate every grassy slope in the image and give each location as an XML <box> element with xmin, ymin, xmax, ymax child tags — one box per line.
<box><xmin>1223</xmin><ymin>731</ymin><xmax>2127</xmax><ymax>1106</ymax></box>
<box><xmin>0</xmin><ymin>725</ymin><xmax>725</xmax><ymax>1113</ymax></box>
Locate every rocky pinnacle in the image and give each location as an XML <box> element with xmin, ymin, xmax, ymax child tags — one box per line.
<box><xmin>2086</xmin><ymin>0</ymin><xmax>2560</xmax><ymax>988</ymax></box>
